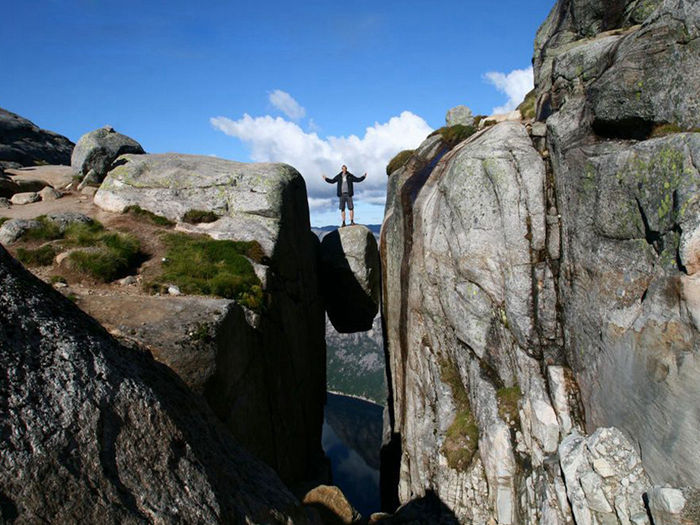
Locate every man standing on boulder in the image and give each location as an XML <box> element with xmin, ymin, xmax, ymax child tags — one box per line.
<box><xmin>322</xmin><ymin>165</ymin><xmax>367</xmax><ymax>227</ymax></box>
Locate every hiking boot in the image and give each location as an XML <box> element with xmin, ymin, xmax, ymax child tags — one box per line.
<box><xmin>350</xmin><ymin>220</ymin><xmax>355</xmax><ymax>225</ymax></box>
<box><xmin>341</xmin><ymin>221</ymin><xmax>346</xmax><ymax>228</ymax></box>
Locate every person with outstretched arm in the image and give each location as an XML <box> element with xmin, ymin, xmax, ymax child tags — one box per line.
<box><xmin>322</xmin><ymin>165</ymin><xmax>367</xmax><ymax>227</ymax></box>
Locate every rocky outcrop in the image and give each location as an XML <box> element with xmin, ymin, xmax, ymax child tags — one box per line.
<box><xmin>647</xmin><ymin>487</ymin><xmax>700</xmax><ymax>525</ymax></box>
<box><xmin>320</xmin><ymin>225</ymin><xmax>381</xmax><ymax>333</ymax></box>
<box><xmin>0</xmin><ymin>107</ymin><xmax>74</xmax><ymax>168</ymax></box>
<box><xmin>94</xmin><ymin>153</ymin><xmax>327</xmax><ymax>488</ymax></box>
<box><xmin>71</xmin><ymin>126</ymin><xmax>145</xmax><ymax>185</ymax></box>
<box><xmin>379</xmin><ymin>0</ymin><xmax>699</xmax><ymax>522</ymax></box>
<box><xmin>0</xmin><ymin>244</ymin><xmax>309</xmax><ymax>524</ymax></box>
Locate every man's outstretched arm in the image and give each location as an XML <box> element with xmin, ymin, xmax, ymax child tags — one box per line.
<box><xmin>322</xmin><ymin>174</ymin><xmax>339</xmax><ymax>183</ymax></box>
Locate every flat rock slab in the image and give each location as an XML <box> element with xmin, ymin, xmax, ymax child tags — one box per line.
<box><xmin>95</xmin><ymin>153</ymin><xmax>304</xmax><ymax>256</ymax></box>
<box><xmin>320</xmin><ymin>224</ymin><xmax>380</xmax><ymax>333</ymax></box>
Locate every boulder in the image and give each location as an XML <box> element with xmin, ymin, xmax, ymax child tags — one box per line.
<box><xmin>39</xmin><ymin>186</ymin><xmax>62</xmax><ymax>201</ymax></box>
<box><xmin>45</xmin><ymin>212</ymin><xmax>93</xmax><ymax>233</ymax></box>
<box><xmin>9</xmin><ymin>191</ymin><xmax>39</xmax><ymax>205</ymax></box>
<box><xmin>94</xmin><ymin>153</ymin><xmax>327</xmax><ymax>488</ymax></box>
<box><xmin>302</xmin><ymin>485</ymin><xmax>359</xmax><ymax>525</ymax></box>
<box><xmin>0</xmin><ymin>107</ymin><xmax>74</xmax><ymax>167</ymax></box>
<box><xmin>647</xmin><ymin>487</ymin><xmax>700</xmax><ymax>525</ymax></box>
<box><xmin>320</xmin><ymin>225</ymin><xmax>380</xmax><ymax>333</ymax></box>
<box><xmin>71</xmin><ymin>125</ymin><xmax>144</xmax><ymax>183</ymax></box>
<box><xmin>445</xmin><ymin>105</ymin><xmax>474</xmax><ymax>127</ymax></box>
<box><xmin>0</xmin><ymin>218</ymin><xmax>41</xmax><ymax>245</ymax></box>
<box><xmin>0</xmin><ymin>244</ymin><xmax>309</xmax><ymax>524</ymax></box>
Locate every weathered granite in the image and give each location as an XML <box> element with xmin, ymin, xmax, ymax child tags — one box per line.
<box><xmin>95</xmin><ymin>153</ymin><xmax>327</xmax><ymax>488</ymax></box>
<box><xmin>0</xmin><ymin>244</ymin><xmax>310</xmax><ymax>524</ymax></box>
<box><xmin>445</xmin><ymin>106</ymin><xmax>474</xmax><ymax>127</ymax></box>
<box><xmin>0</xmin><ymin>107</ymin><xmax>74</xmax><ymax>168</ymax></box>
<box><xmin>320</xmin><ymin>225</ymin><xmax>381</xmax><ymax>333</ymax></box>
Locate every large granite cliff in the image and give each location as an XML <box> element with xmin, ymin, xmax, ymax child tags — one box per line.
<box><xmin>380</xmin><ymin>0</ymin><xmax>699</xmax><ymax>523</ymax></box>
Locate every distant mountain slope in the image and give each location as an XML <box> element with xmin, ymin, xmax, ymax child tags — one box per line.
<box><xmin>0</xmin><ymin>107</ymin><xmax>74</xmax><ymax>168</ymax></box>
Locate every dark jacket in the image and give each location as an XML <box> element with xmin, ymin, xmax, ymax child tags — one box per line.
<box><xmin>325</xmin><ymin>172</ymin><xmax>366</xmax><ymax>197</ymax></box>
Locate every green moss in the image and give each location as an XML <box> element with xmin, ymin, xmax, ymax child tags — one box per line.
<box><xmin>0</xmin><ymin>217</ymin><xmax>9</xmax><ymax>227</ymax></box>
<box><xmin>386</xmin><ymin>149</ymin><xmax>415</xmax><ymax>176</ymax></box>
<box><xmin>429</xmin><ymin>124</ymin><xmax>478</xmax><ymax>148</ymax></box>
<box><xmin>517</xmin><ymin>89</ymin><xmax>536</xmax><ymax>119</ymax></box>
<box><xmin>439</xmin><ymin>358</ymin><xmax>479</xmax><ymax>471</ymax></box>
<box><xmin>497</xmin><ymin>386</ymin><xmax>522</xmax><ymax>427</ymax></box>
<box><xmin>150</xmin><ymin>232</ymin><xmax>264</xmax><ymax>310</ymax></box>
<box><xmin>68</xmin><ymin>232</ymin><xmax>141</xmax><ymax>282</ymax></box>
<box><xmin>16</xmin><ymin>245</ymin><xmax>57</xmax><ymax>266</ymax></box>
<box><xmin>182</xmin><ymin>209</ymin><xmax>219</xmax><ymax>224</ymax></box>
<box><xmin>650</xmin><ymin>123</ymin><xmax>700</xmax><ymax>138</ymax></box>
<box><xmin>123</xmin><ymin>205</ymin><xmax>175</xmax><ymax>226</ymax></box>
<box><xmin>50</xmin><ymin>275</ymin><xmax>67</xmax><ymax>284</ymax></box>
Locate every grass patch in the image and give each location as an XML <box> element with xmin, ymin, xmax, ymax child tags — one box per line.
<box><xmin>68</xmin><ymin>232</ymin><xmax>141</xmax><ymax>282</ymax></box>
<box><xmin>182</xmin><ymin>209</ymin><xmax>219</xmax><ymax>224</ymax></box>
<box><xmin>429</xmin><ymin>124</ymin><xmax>478</xmax><ymax>148</ymax></box>
<box><xmin>24</xmin><ymin>216</ymin><xmax>63</xmax><ymax>241</ymax></box>
<box><xmin>517</xmin><ymin>89</ymin><xmax>536</xmax><ymax>119</ymax></box>
<box><xmin>650</xmin><ymin>123</ymin><xmax>700</xmax><ymax>138</ymax></box>
<box><xmin>150</xmin><ymin>232</ymin><xmax>264</xmax><ymax>310</ymax></box>
<box><xmin>50</xmin><ymin>275</ymin><xmax>67</xmax><ymax>284</ymax></box>
<box><xmin>386</xmin><ymin>149</ymin><xmax>415</xmax><ymax>176</ymax></box>
<box><xmin>16</xmin><ymin>245</ymin><xmax>57</xmax><ymax>266</ymax></box>
<box><xmin>439</xmin><ymin>358</ymin><xmax>479</xmax><ymax>471</ymax></box>
<box><xmin>497</xmin><ymin>386</ymin><xmax>521</xmax><ymax>428</ymax></box>
<box><xmin>124</xmin><ymin>205</ymin><xmax>174</xmax><ymax>226</ymax></box>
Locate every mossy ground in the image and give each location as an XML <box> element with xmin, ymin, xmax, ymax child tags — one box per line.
<box><xmin>182</xmin><ymin>209</ymin><xmax>219</xmax><ymax>224</ymax></box>
<box><xmin>16</xmin><ymin>245</ymin><xmax>57</xmax><ymax>266</ymax></box>
<box><xmin>147</xmin><ymin>232</ymin><xmax>264</xmax><ymax>311</ymax></box>
<box><xmin>439</xmin><ymin>358</ymin><xmax>479</xmax><ymax>471</ymax></box>
<box><xmin>386</xmin><ymin>149</ymin><xmax>415</xmax><ymax>176</ymax></box>
<box><xmin>517</xmin><ymin>89</ymin><xmax>536</xmax><ymax>119</ymax></box>
<box><xmin>429</xmin><ymin>124</ymin><xmax>478</xmax><ymax>148</ymax></box>
<box><xmin>497</xmin><ymin>386</ymin><xmax>521</xmax><ymax>428</ymax></box>
<box><xmin>123</xmin><ymin>205</ymin><xmax>174</xmax><ymax>227</ymax></box>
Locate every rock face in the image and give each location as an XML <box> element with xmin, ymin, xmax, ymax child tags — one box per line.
<box><xmin>71</xmin><ymin>126</ymin><xmax>145</xmax><ymax>184</ymax></box>
<box><xmin>379</xmin><ymin>0</ymin><xmax>699</xmax><ymax>522</ymax></box>
<box><xmin>320</xmin><ymin>225</ymin><xmax>381</xmax><ymax>333</ymax></box>
<box><xmin>0</xmin><ymin>244</ymin><xmax>309</xmax><ymax>524</ymax></box>
<box><xmin>94</xmin><ymin>153</ymin><xmax>327</xmax><ymax>488</ymax></box>
<box><xmin>534</xmin><ymin>0</ymin><xmax>700</xmax><ymax>486</ymax></box>
<box><xmin>0</xmin><ymin>107</ymin><xmax>74</xmax><ymax>168</ymax></box>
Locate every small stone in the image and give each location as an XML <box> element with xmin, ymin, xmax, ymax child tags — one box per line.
<box><xmin>593</xmin><ymin>458</ymin><xmax>616</xmax><ymax>478</ymax></box>
<box><xmin>39</xmin><ymin>186</ymin><xmax>62</xmax><ymax>201</ymax></box>
<box><xmin>531</xmin><ymin>122</ymin><xmax>547</xmax><ymax>137</ymax></box>
<box><xmin>119</xmin><ymin>275</ymin><xmax>137</xmax><ymax>286</ymax></box>
<box><xmin>80</xmin><ymin>186</ymin><xmax>97</xmax><ymax>197</ymax></box>
<box><xmin>10</xmin><ymin>191</ymin><xmax>40</xmax><ymax>205</ymax></box>
<box><xmin>54</xmin><ymin>282</ymin><xmax>68</xmax><ymax>288</ymax></box>
<box><xmin>168</xmin><ymin>285</ymin><xmax>181</xmax><ymax>296</ymax></box>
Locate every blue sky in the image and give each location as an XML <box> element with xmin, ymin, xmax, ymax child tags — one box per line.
<box><xmin>3</xmin><ymin>0</ymin><xmax>554</xmax><ymax>225</ymax></box>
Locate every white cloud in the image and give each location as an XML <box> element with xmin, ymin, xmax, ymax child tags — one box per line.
<box><xmin>268</xmin><ymin>89</ymin><xmax>306</xmax><ymax>120</ymax></box>
<box><xmin>484</xmin><ymin>66</ymin><xmax>533</xmax><ymax>114</ymax></box>
<box><xmin>210</xmin><ymin>110</ymin><xmax>432</xmax><ymax>211</ymax></box>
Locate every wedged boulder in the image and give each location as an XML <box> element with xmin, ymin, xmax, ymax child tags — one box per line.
<box><xmin>320</xmin><ymin>225</ymin><xmax>380</xmax><ymax>333</ymax></box>
<box><xmin>0</xmin><ymin>244</ymin><xmax>309</xmax><ymax>524</ymax></box>
<box><xmin>71</xmin><ymin>125</ymin><xmax>144</xmax><ymax>184</ymax></box>
<box><xmin>94</xmin><ymin>153</ymin><xmax>327</xmax><ymax>488</ymax></box>
<box><xmin>0</xmin><ymin>107</ymin><xmax>74</xmax><ymax>168</ymax></box>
